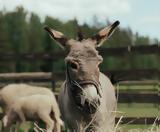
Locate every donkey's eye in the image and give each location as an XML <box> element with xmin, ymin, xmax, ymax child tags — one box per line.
<box><xmin>70</xmin><ymin>62</ymin><xmax>78</xmax><ymax>69</ymax></box>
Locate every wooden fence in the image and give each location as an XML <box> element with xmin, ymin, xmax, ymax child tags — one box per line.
<box><xmin>0</xmin><ymin>44</ymin><xmax>159</xmax><ymax>125</ymax></box>
<box><xmin>0</xmin><ymin>72</ymin><xmax>159</xmax><ymax>125</ymax></box>
<box><xmin>0</xmin><ymin>72</ymin><xmax>159</xmax><ymax>103</ymax></box>
<box><xmin>0</xmin><ymin>44</ymin><xmax>159</xmax><ymax>61</ymax></box>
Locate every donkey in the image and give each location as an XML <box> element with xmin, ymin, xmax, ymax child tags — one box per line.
<box><xmin>44</xmin><ymin>21</ymin><xmax>120</xmax><ymax>132</ymax></box>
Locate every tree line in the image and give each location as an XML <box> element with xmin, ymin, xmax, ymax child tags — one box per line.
<box><xmin>0</xmin><ymin>7</ymin><xmax>159</xmax><ymax>73</ymax></box>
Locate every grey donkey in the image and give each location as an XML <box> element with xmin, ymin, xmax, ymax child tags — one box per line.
<box><xmin>45</xmin><ymin>21</ymin><xmax>120</xmax><ymax>132</ymax></box>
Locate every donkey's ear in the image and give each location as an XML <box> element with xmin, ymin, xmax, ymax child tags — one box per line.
<box><xmin>44</xmin><ymin>26</ymin><xmax>68</xmax><ymax>49</ymax></box>
<box><xmin>92</xmin><ymin>21</ymin><xmax>120</xmax><ymax>47</ymax></box>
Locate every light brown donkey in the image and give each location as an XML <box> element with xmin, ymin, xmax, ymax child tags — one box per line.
<box><xmin>45</xmin><ymin>21</ymin><xmax>120</xmax><ymax>132</ymax></box>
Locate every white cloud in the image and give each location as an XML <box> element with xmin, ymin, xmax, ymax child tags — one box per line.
<box><xmin>0</xmin><ymin>0</ymin><xmax>131</xmax><ymax>23</ymax></box>
<box><xmin>131</xmin><ymin>15</ymin><xmax>160</xmax><ymax>40</ymax></box>
<box><xmin>140</xmin><ymin>16</ymin><xmax>160</xmax><ymax>25</ymax></box>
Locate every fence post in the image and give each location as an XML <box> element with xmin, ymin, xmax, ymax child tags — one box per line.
<box><xmin>51</xmin><ymin>71</ymin><xmax>56</xmax><ymax>92</ymax></box>
<box><xmin>158</xmin><ymin>82</ymin><xmax>160</xmax><ymax>111</ymax></box>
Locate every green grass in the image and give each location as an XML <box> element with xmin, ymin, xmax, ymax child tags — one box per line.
<box><xmin>117</xmin><ymin>103</ymin><xmax>159</xmax><ymax>117</ymax></box>
<box><xmin>117</xmin><ymin>125</ymin><xmax>160</xmax><ymax>132</ymax></box>
<box><xmin>116</xmin><ymin>84</ymin><xmax>159</xmax><ymax>91</ymax></box>
<box><xmin>115</xmin><ymin>82</ymin><xmax>159</xmax><ymax>131</ymax></box>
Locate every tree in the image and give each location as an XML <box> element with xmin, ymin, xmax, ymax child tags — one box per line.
<box><xmin>0</xmin><ymin>9</ymin><xmax>159</xmax><ymax>73</ymax></box>
<box><xmin>4</xmin><ymin>7</ymin><xmax>29</xmax><ymax>72</ymax></box>
<box><xmin>27</xmin><ymin>13</ymin><xmax>44</xmax><ymax>71</ymax></box>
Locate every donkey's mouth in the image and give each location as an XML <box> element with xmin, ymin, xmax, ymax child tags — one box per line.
<box><xmin>76</xmin><ymin>96</ymin><xmax>100</xmax><ymax>114</ymax></box>
<box><xmin>70</xmin><ymin>80</ymin><xmax>101</xmax><ymax>114</ymax></box>
<box><xmin>75</xmin><ymin>84</ymin><xmax>101</xmax><ymax>114</ymax></box>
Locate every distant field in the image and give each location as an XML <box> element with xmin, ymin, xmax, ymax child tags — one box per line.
<box><xmin>116</xmin><ymin>81</ymin><xmax>159</xmax><ymax>90</ymax></box>
<box><xmin>117</xmin><ymin>103</ymin><xmax>159</xmax><ymax>117</ymax></box>
<box><xmin>116</xmin><ymin>82</ymin><xmax>159</xmax><ymax>131</ymax></box>
<box><xmin>118</xmin><ymin>125</ymin><xmax>159</xmax><ymax>131</ymax></box>
<box><xmin>116</xmin><ymin>82</ymin><xmax>159</xmax><ymax>117</ymax></box>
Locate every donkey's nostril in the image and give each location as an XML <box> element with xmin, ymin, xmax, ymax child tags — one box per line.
<box><xmin>70</xmin><ymin>62</ymin><xmax>78</xmax><ymax>69</ymax></box>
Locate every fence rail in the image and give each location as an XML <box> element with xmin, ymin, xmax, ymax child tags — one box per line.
<box><xmin>0</xmin><ymin>45</ymin><xmax>159</xmax><ymax>61</ymax></box>
<box><xmin>0</xmin><ymin>72</ymin><xmax>159</xmax><ymax>103</ymax></box>
<box><xmin>117</xmin><ymin>92</ymin><xmax>158</xmax><ymax>103</ymax></box>
<box><xmin>115</xmin><ymin>117</ymin><xmax>160</xmax><ymax>125</ymax></box>
<box><xmin>0</xmin><ymin>68</ymin><xmax>159</xmax><ymax>83</ymax></box>
<box><xmin>0</xmin><ymin>72</ymin><xmax>51</xmax><ymax>82</ymax></box>
<box><xmin>0</xmin><ymin>71</ymin><xmax>158</xmax><ymax>84</ymax></box>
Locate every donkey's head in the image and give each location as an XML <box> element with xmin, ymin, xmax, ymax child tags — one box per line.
<box><xmin>45</xmin><ymin>21</ymin><xmax>119</xmax><ymax>114</ymax></box>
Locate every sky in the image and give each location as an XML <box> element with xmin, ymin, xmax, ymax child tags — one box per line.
<box><xmin>0</xmin><ymin>0</ymin><xmax>160</xmax><ymax>40</ymax></box>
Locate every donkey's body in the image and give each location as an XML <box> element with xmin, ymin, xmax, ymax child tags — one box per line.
<box><xmin>45</xmin><ymin>21</ymin><xmax>119</xmax><ymax>132</ymax></box>
<box><xmin>59</xmin><ymin>73</ymin><xmax>116</xmax><ymax>131</ymax></box>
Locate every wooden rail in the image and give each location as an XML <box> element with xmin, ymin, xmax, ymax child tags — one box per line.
<box><xmin>0</xmin><ymin>68</ymin><xmax>159</xmax><ymax>83</ymax></box>
<box><xmin>116</xmin><ymin>92</ymin><xmax>158</xmax><ymax>103</ymax></box>
<box><xmin>104</xmin><ymin>69</ymin><xmax>159</xmax><ymax>83</ymax></box>
<box><xmin>0</xmin><ymin>45</ymin><xmax>159</xmax><ymax>61</ymax></box>
<box><xmin>54</xmin><ymin>92</ymin><xmax>159</xmax><ymax>104</ymax></box>
<box><xmin>0</xmin><ymin>71</ymin><xmax>157</xmax><ymax>83</ymax></box>
<box><xmin>0</xmin><ymin>72</ymin><xmax>159</xmax><ymax>103</ymax></box>
<box><xmin>0</xmin><ymin>72</ymin><xmax>51</xmax><ymax>82</ymax></box>
<box><xmin>118</xmin><ymin>80</ymin><xmax>159</xmax><ymax>85</ymax></box>
<box><xmin>115</xmin><ymin>117</ymin><xmax>160</xmax><ymax>125</ymax></box>
<box><xmin>99</xmin><ymin>44</ymin><xmax>159</xmax><ymax>56</ymax></box>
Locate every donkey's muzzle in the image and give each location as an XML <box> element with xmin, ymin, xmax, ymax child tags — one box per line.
<box><xmin>70</xmin><ymin>79</ymin><xmax>101</xmax><ymax>114</ymax></box>
<box><xmin>78</xmin><ymin>84</ymin><xmax>101</xmax><ymax>114</ymax></box>
<box><xmin>83</xmin><ymin>98</ymin><xmax>100</xmax><ymax>114</ymax></box>
<box><xmin>78</xmin><ymin>80</ymin><xmax>102</xmax><ymax>97</ymax></box>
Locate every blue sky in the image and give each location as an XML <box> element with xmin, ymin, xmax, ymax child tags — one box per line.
<box><xmin>0</xmin><ymin>0</ymin><xmax>160</xmax><ymax>40</ymax></box>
